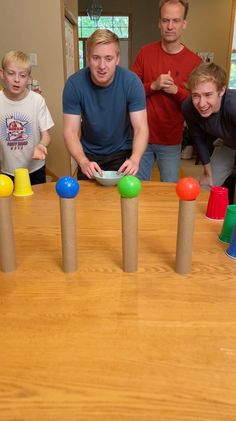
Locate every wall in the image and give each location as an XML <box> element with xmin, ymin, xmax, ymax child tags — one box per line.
<box><xmin>79</xmin><ymin>0</ymin><xmax>233</xmax><ymax>69</ymax></box>
<box><xmin>180</xmin><ymin>0</ymin><xmax>232</xmax><ymax>69</ymax></box>
<box><xmin>65</xmin><ymin>0</ymin><xmax>79</xmax><ymax>16</ymax></box>
<box><xmin>78</xmin><ymin>0</ymin><xmax>161</xmax><ymax>63</ymax></box>
<box><xmin>0</xmin><ymin>0</ymin><xmax>78</xmax><ymax>178</ymax></box>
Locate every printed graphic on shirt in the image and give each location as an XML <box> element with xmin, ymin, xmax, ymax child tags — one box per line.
<box><xmin>0</xmin><ymin>113</ymin><xmax>32</xmax><ymax>150</ymax></box>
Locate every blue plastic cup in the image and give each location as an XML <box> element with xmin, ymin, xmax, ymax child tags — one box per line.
<box><xmin>226</xmin><ymin>222</ymin><xmax>236</xmax><ymax>259</ymax></box>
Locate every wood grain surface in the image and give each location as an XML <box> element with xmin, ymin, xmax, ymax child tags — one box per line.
<box><xmin>0</xmin><ymin>181</ymin><xmax>236</xmax><ymax>421</ymax></box>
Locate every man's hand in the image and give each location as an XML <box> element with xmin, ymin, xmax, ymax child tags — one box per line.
<box><xmin>79</xmin><ymin>158</ymin><xmax>103</xmax><ymax>179</ymax></box>
<box><xmin>163</xmin><ymin>84</ymin><xmax>178</xmax><ymax>94</ymax></box>
<box><xmin>118</xmin><ymin>158</ymin><xmax>139</xmax><ymax>176</ymax></box>
<box><xmin>32</xmin><ymin>144</ymin><xmax>48</xmax><ymax>160</ymax></box>
<box><xmin>151</xmin><ymin>70</ymin><xmax>175</xmax><ymax>91</ymax></box>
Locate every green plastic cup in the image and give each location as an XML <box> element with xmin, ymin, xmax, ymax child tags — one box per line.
<box><xmin>219</xmin><ymin>204</ymin><xmax>236</xmax><ymax>243</ymax></box>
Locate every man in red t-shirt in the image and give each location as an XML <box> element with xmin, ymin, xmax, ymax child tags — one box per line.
<box><xmin>132</xmin><ymin>0</ymin><xmax>202</xmax><ymax>182</ymax></box>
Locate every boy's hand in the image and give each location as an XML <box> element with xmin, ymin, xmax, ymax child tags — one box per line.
<box><xmin>32</xmin><ymin>144</ymin><xmax>48</xmax><ymax>160</ymax></box>
<box><xmin>199</xmin><ymin>163</ymin><xmax>213</xmax><ymax>187</ymax></box>
<box><xmin>199</xmin><ymin>172</ymin><xmax>213</xmax><ymax>187</ymax></box>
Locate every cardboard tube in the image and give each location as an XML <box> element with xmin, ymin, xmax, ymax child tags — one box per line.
<box><xmin>175</xmin><ymin>200</ymin><xmax>196</xmax><ymax>275</ymax></box>
<box><xmin>0</xmin><ymin>197</ymin><xmax>16</xmax><ymax>272</ymax></box>
<box><xmin>121</xmin><ymin>197</ymin><xmax>138</xmax><ymax>272</ymax></box>
<box><xmin>60</xmin><ymin>198</ymin><xmax>77</xmax><ymax>273</ymax></box>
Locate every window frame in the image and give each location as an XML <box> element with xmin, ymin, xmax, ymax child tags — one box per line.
<box><xmin>78</xmin><ymin>13</ymin><xmax>132</xmax><ymax>69</ymax></box>
<box><xmin>227</xmin><ymin>0</ymin><xmax>236</xmax><ymax>88</ymax></box>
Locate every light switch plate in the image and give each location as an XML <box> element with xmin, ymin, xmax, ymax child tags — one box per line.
<box><xmin>29</xmin><ymin>53</ymin><xmax>37</xmax><ymax>66</ymax></box>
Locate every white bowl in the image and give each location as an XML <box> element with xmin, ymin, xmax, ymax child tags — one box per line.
<box><xmin>94</xmin><ymin>171</ymin><xmax>123</xmax><ymax>186</ymax></box>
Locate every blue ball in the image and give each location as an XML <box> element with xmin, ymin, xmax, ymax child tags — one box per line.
<box><xmin>55</xmin><ymin>176</ymin><xmax>80</xmax><ymax>198</ymax></box>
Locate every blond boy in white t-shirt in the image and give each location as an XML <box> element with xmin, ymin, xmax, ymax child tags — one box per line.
<box><xmin>0</xmin><ymin>50</ymin><xmax>54</xmax><ymax>184</ymax></box>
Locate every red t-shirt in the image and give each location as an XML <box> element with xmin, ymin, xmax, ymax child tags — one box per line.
<box><xmin>131</xmin><ymin>42</ymin><xmax>202</xmax><ymax>145</ymax></box>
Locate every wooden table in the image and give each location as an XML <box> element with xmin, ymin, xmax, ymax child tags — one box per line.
<box><xmin>1</xmin><ymin>181</ymin><xmax>236</xmax><ymax>420</ymax></box>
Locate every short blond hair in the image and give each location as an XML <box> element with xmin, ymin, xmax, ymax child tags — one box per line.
<box><xmin>187</xmin><ymin>62</ymin><xmax>227</xmax><ymax>92</ymax></box>
<box><xmin>159</xmin><ymin>0</ymin><xmax>189</xmax><ymax>19</ymax></box>
<box><xmin>1</xmin><ymin>50</ymin><xmax>31</xmax><ymax>73</ymax></box>
<box><xmin>86</xmin><ymin>29</ymin><xmax>120</xmax><ymax>55</ymax></box>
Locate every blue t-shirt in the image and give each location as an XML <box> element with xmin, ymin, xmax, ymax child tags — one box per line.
<box><xmin>63</xmin><ymin>66</ymin><xmax>146</xmax><ymax>155</ymax></box>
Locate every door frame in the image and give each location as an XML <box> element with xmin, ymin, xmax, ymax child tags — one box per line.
<box><xmin>226</xmin><ymin>0</ymin><xmax>236</xmax><ymax>84</ymax></box>
<box><xmin>64</xmin><ymin>7</ymin><xmax>79</xmax><ymax>177</ymax></box>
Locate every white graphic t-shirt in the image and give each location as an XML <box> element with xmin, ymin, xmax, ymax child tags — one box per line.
<box><xmin>0</xmin><ymin>90</ymin><xmax>54</xmax><ymax>175</ymax></box>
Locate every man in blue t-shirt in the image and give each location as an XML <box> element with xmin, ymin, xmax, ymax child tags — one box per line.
<box><xmin>63</xmin><ymin>29</ymin><xmax>149</xmax><ymax>180</ymax></box>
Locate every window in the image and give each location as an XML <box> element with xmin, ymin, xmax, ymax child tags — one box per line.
<box><xmin>228</xmin><ymin>1</ymin><xmax>236</xmax><ymax>88</ymax></box>
<box><xmin>229</xmin><ymin>52</ymin><xmax>236</xmax><ymax>89</ymax></box>
<box><xmin>78</xmin><ymin>15</ymin><xmax>129</xmax><ymax>69</ymax></box>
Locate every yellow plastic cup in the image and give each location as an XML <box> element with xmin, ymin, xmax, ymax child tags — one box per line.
<box><xmin>13</xmin><ymin>168</ymin><xmax>34</xmax><ymax>197</ymax></box>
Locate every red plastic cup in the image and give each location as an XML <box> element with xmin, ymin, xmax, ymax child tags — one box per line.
<box><xmin>205</xmin><ymin>186</ymin><xmax>229</xmax><ymax>220</ymax></box>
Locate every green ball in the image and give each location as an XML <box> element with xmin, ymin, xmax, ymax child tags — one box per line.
<box><xmin>117</xmin><ymin>175</ymin><xmax>142</xmax><ymax>198</ymax></box>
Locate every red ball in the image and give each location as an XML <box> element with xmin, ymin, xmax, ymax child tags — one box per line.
<box><xmin>176</xmin><ymin>177</ymin><xmax>200</xmax><ymax>201</ymax></box>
